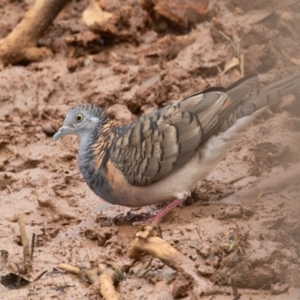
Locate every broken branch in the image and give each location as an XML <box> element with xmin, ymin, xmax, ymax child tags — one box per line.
<box><xmin>17</xmin><ymin>213</ymin><xmax>32</xmax><ymax>273</ymax></box>
<box><xmin>99</xmin><ymin>273</ymin><xmax>120</xmax><ymax>300</ymax></box>
<box><xmin>128</xmin><ymin>226</ymin><xmax>211</xmax><ymax>292</ymax></box>
<box><xmin>0</xmin><ymin>0</ymin><xmax>70</xmax><ymax>67</ymax></box>
<box><xmin>58</xmin><ymin>263</ymin><xmax>122</xmax><ymax>300</ymax></box>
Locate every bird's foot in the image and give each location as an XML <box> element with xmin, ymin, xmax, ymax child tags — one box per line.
<box><xmin>133</xmin><ymin>198</ymin><xmax>185</xmax><ymax>226</ymax></box>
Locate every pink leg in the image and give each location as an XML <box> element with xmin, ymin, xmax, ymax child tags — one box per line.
<box><xmin>133</xmin><ymin>198</ymin><xmax>185</xmax><ymax>226</ymax></box>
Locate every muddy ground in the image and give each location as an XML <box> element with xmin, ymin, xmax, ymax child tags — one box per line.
<box><xmin>1</xmin><ymin>0</ymin><xmax>300</xmax><ymax>299</ymax></box>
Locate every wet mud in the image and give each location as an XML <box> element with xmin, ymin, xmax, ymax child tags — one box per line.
<box><xmin>1</xmin><ymin>0</ymin><xmax>300</xmax><ymax>299</ymax></box>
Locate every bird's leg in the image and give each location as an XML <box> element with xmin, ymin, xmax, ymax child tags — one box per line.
<box><xmin>133</xmin><ymin>198</ymin><xmax>186</xmax><ymax>226</ymax></box>
<box><xmin>151</xmin><ymin>198</ymin><xmax>185</xmax><ymax>224</ymax></box>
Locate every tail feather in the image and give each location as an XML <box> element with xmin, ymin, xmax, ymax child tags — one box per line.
<box><xmin>218</xmin><ymin>72</ymin><xmax>300</xmax><ymax>133</ymax></box>
<box><xmin>241</xmin><ymin>72</ymin><xmax>300</xmax><ymax>115</ymax></box>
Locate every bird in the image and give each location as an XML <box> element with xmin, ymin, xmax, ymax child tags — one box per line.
<box><xmin>53</xmin><ymin>72</ymin><xmax>300</xmax><ymax>224</ymax></box>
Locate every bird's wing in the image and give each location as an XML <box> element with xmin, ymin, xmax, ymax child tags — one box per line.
<box><xmin>109</xmin><ymin>74</ymin><xmax>259</xmax><ymax>186</ymax></box>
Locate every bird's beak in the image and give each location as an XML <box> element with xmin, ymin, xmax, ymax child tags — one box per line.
<box><xmin>53</xmin><ymin>125</ymin><xmax>71</xmax><ymax>141</ymax></box>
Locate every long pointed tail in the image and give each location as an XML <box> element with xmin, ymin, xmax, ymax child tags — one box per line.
<box><xmin>240</xmin><ymin>72</ymin><xmax>300</xmax><ymax>116</ymax></box>
<box><xmin>217</xmin><ymin>72</ymin><xmax>300</xmax><ymax>133</ymax></box>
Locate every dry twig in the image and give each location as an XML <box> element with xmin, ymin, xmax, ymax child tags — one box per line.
<box><xmin>17</xmin><ymin>213</ymin><xmax>32</xmax><ymax>273</ymax></box>
<box><xmin>128</xmin><ymin>226</ymin><xmax>211</xmax><ymax>293</ymax></box>
<box><xmin>0</xmin><ymin>0</ymin><xmax>70</xmax><ymax>67</ymax></box>
<box><xmin>58</xmin><ymin>263</ymin><xmax>122</xmax><ymax>300</ymax></box>
<box><xmin>231</xmin><ymin>278</ymin><xmax>241</xmax><ymax>300</ymax></box>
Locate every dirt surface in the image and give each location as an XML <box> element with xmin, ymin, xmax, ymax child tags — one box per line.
<box><xmin>1</xmin><ymin>0</ymin><xmax>300</xmax><ymax>299</ymax></box>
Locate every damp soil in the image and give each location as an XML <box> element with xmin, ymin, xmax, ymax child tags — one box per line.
<box><xmin>1</xmin><ymin>0</ymin><xmax>300</xmax><ymax>299</ymax></box>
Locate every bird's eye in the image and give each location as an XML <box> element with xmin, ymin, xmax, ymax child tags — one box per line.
<box><xmin>75</xmin><ymin>114</ymin><xmax>83</xmax><ymax>122</ymax></box>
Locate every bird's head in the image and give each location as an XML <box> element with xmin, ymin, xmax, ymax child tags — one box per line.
<box><xmin>53</xmin><ymin>104</ymin><xmax>108</xmax><ymax>141</ymax></box>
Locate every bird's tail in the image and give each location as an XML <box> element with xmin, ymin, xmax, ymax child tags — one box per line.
<box><xmin>218</xmin><ymin>72</ymin><xmax>300</xmax><ymax>132</ymax></box>
<box><xmin>240</xmin><ymin>72</ymin><xmax>300</xmax><ymax>116</ymax></box>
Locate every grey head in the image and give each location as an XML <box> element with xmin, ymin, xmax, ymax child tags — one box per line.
<box><xmin>53</xmin><ymin>104</ymin><xmax>108</xmax><ymax>142</ymax></box>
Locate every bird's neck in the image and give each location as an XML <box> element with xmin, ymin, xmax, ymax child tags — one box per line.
<box><xmin>77</xmin><ymin>121</ymin><xmax>122</xmax><ymax>203</ymax></box>
<box><xmin>78</xmin><ymin>121</ymin><xmax>119</xmax><ymax>174</ymax></box>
